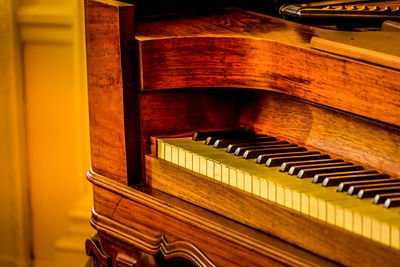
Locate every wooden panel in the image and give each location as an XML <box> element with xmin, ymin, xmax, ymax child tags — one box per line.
<box><xmin>88</xmin><ymin>170</ymin><xmax>336</xmax><ymax>267</ymax></box>
<box><xmin>238</xmin><ymin>90</ymin><xmax>400</xmax><ymax>177</ymax></box>
<box><xmin>136</xmin><ymin>9</ymin><xmax>400</xmax><ymax>127</ymax></box>
<box><xmin>85</xmin><ymin>0</ymin><xmax>140</xmax><ymax>184</ymax></box>
<box><xmin>138</xmin><ymin>88</ymin><xmax>239</xmax><ymax>177</ymax></box>
<box><xmin>144</xmin><ymin>155</ymin><xmax>400</xmax><ymax>267</ymax></box>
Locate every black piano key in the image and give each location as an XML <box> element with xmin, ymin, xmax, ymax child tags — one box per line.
<box><xmin>235</xmin><ymin>144</ymin><xmax>298</xmax><ymax>156</ymax></box>
<box><xmin>313</xmin><ymin>170</ymin><xmax>378</xmax><ymax>184</ymax></box>
<box><xmin>338</xmin><ymin>178</ymin><xmax>395</xmax><ymax>192</ymax></box>
<box><xmin>204</xmin><ymin>130</ymin><xmax>255</xmax><ymax>145</ymax></box>
<box><xmin>322</xmin><ymin>173</ymin><xmax>390</xmax><ymax>187</ymax></box>
<box><xmin>373</xmin><ymin>192</ymin><xmax>400</xmax><ymax>204</ymax></box>
<box><xmin>297</xmin><ymin>165</ymin><xmax>364</xmax><ymax>179</ymax></box>
<box><xmin>280</xmin><ymin>159</ymin><xmax>343</xmax><ymax>172</ymax></box>
<box><xmin>243</xmin><ymin>147</ymin><xmax>306</xmax><ymax>159</ymax></box>
<box><xmin>384</xmin><ymin>197</ymin><xmax>400</xmax><ymax>208</ymax></box>
<box><xmin>256</xmin><ymin>151</ymin><xmax>320</xmax><ymax>164</ymax></box>
<box><xmin>193</xmin><ymin>128</ymin><xmax>247</xmax><ymax>141</ymax></box>
<box><xmin>213</xmin><ymin>135</ymin><xmax>274</xmax><ymax>148</ymax></box>
<box><xmin>358</xmin><ymin>186</ymin><xmax>400</xmax><ymax>199</ymax></box>
<box><xmin>226</xmin><ymin>141</ymin><xmax>288</xmax><ymax>153</ymax></box>
<box><xmin>288</xmin><ymin>162</ymin><xmax>353</xmax><ymax>176</ymax></box>
<box><xmin>266</xmin><ymin>154</ymin><xmax>331</xmax><ymax>167</ymax></box>
<box><xmin>348</xmin><ymin>181</ymin><xmax>400</xmax><ymax>195</ymax></box>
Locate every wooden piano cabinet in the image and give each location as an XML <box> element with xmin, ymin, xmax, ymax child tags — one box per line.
<box><xmin>85</xmin><ymin>0</ymin><xmax>141</xmax><ymax>185</ymax></box>
<box><xmin>86</xmin><ymin>170</ymin><xmax>337</xmax><ymax>267</ymax></box>
<box><xmin>84</xmin><ymin>0</ymin><xmax>400</xmax><ymax>266</ymax></box>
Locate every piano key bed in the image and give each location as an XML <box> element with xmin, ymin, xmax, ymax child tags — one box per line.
<box><xmin>156</xmin><ymin>130</ymin><xmax>400</xmax><ymax>250</ymax></box>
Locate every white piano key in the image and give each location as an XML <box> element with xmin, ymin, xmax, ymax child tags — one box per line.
<box><xmin>260</xmin><ymin>179</ymin><xmax>268</xmax><ymax>199</ymax></box>
<box><xmin>284</xmin><ymin>188</ymin><xmax>292</xmax><ymax>208</ymax></box>
<box><xmin>268</xmin><ymin>181</ymin><xmax>276</xmax><ymax>202</ymax></box>
<box><xmin>245</xmin><ymin>173</ymin><xmax>252</xmax><ymax>193</ymax></box>
<box><xmin>293</xmin><ymin>190</ymin><xmax>301</xmax><ymax>212</ymax></box>
<box><xmin>199</xmin><ymin>156</ymin><xmax>207</xmax><ymax>176</ymax></box>
<box><xmin>237</xmin><ymin>170</ymin><xmax>244</xmax><ymax>190</ymax></box>
<box><xmin>165</xmin><ymin>144</ymin><xmax>172</xmax><ymax>162</ymax></box>
<box><xmin>192</xmin><ymin>154</ymin><xmax>200</xmax><ymax>173</ymax></box>
<box><xmin>158</xmin><ymin>140</ymin><xmax>165</xmax><ymax>159</ymax></box>
<box><xmin>178</xmin><ymin>149</ymin><xmax>186</xmax><ymax>167</ymax></box>
<box><xmin>185</xmin><ymin>151</ymin><xmax>193</xmax><ymax>170</ymax></box>
<box><xmin>171</xmin><ymin>146</ymin><xmax>178</xmax><ymax>164</ymax></box>
<box><xmin>207</xmin><ymin>159</ymin><xmax>214</xmax><ymax>178</ymax></box>
<box><xmin>229</xmin><ymin>168</ymin><xmax>237</xmax><ymax>187</ymax></box>
<box><xmin>214</xmin><ymin>162</ymin><xmax>222</xmax><ymax>182</ymax></box>
<box><xmin>277</xmin><ymin>185</ymin><xmax>285</xmax><ymax>205</ymax></box>
<box><xmin>221</xmin><ymin>164</ymin><xmax>229</xmax><ymax>184</ymax></box>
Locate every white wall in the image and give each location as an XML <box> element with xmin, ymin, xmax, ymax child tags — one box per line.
<box><xmin>0</xmin><ymin>0</ymin><xmax>31</xmax><ymax>266</ymax></box>
<box><xmin>0</xmin><ymin>0</ymin><xmax>92</xmax><ymax>266</ymax></box>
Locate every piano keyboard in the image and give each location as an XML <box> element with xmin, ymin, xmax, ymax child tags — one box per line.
<box><xmin>156</xmin><ymin>131</ymin><xmax>400</xmax><ymax>249</ymax></box>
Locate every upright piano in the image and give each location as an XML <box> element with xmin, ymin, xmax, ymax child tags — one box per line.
<box><xmin>84</xmin><ymin>0</ymin><xmax>400</xmax><ymax>265</ymax></box>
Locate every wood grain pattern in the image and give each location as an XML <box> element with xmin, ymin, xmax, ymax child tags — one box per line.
<box><xmin>310</xmin><ymin>36</ymin><xmax>400</xmax><ymax>70</ymax></box>
<box><xmin>145</xmin><ymin>155</ymin><xmax>400</xmax><ymax>267</ymax></box>
<box><xmin>136</xmin><ymin>9</ymin><xmax>400</xmax><ymax>127</ymax></box>
<box><xmin>138</xmin><ymin>88</ymin><xmax>239</xmax><ymax>179</ymax></box>
<box><xmin>92</xmin><ymin>212</ymin><xmax>214</xmax><ymax>267</ymax></box>
<box><xmin>88</xmin><ymin>169</ymin><xmax>335</xmax><ymax>267</ymax></box>
<box><xmin>85</xmin><ymin>0</ymin><xmax>140</xmax><ymax>184</ymax></box>
<box><xmin>238</xmin><ymin>90</ymin><xmax>400</xmax><ymax>177</ymax></box>
<box><xmin>85</xmin><ymin>235</ymin><xmax>112</xmax><ymax>266</ymax></box>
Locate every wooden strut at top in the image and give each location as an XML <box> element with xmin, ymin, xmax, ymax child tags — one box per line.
<box><xmin>85</xmin><ymin>0</ymin><xmax>141</xmax><ymax>184</ymax></box>
<box><xmin>135</xmin><ymin>8</ymin><xmax>400</xmax><ymax>128</ymax></box>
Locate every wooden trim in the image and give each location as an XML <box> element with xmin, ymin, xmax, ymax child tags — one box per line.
<box><xmin>91</xmin><ymin>211</ymin><xmax>216</xmax><ymax>267</ymax></box>
<box><xmin>85</xmin><ymin>0</ymin><xmax>140</xmax><ymax>184</ymax></box>
<box><xmin>135</xmin><ymin>9</ymin><xmax>400</xmax><ymax>127</ymax></box>
<box><xmin>144</xmin><ymin>155</ymin><xmax>400</xmax><ymax>267</ymax></box>
<box><xmin>87</xmin><ymin>169</ymin><xmax>338</xmax><ymax>267</ymax></box>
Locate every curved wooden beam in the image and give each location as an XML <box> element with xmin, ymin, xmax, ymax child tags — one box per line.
<box><xmin>136</xmin><ymin>9</ymin><xmax>400</xmax><ymax>127</ymax></box>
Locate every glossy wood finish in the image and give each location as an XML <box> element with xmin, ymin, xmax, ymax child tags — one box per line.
<box><xmin>238</xmin><ymin>90</ymin><xmax>400</xmax><ymax>177</ymax></box>
<box><xmin>85</xmin><ymin>0</ymin><xmax>141</xmax><ymax>184</ymax></box>
<box><xmin>88</xmin><ymin>169</ymin><xmax>337</xmax><ymax>267</ymax></box>
<box><xmin>85</xmin><ymin>1</ymin><xmax>400</xmax><ymax>266</ymax></box>
<box><xmin>136</xmin><ymin>9</ymin><xmax>400</xmax><ymax>127</ymax></box>
<box><xmin>139</xmin><ymin>88</ymin><xmax>239</xmax><ymax>168</ymax></box>
<box><xmin>145</xmin><ymin>154</ymin><xmax>400</xmax><ymax>267</ymax></box>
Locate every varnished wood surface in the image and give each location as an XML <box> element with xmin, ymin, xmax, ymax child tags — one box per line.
<box><xmin>145</xmin><ymin>155</ymin><xmax>400</xmax><ymax>267</ymax></box>
<box><xmin>85</xmin><ymin>0</ymin><xmax>138</xmax><ymax>184</ymax></box>
<box><xmin>310</xmin><ymin>32</ymin><xmax>400</xmax><ymax>70</ymax></box>
<box><xmin>136</xmin><ymin>9</ymin><xmax>400</xmax><ymax>127</ymax></box>
<box><xmin>88</xmin><ymin>169</ymin><xmax>336</xmax><ymax>267</ymax></box>
<box><xmin>139</xmin><ymin>88</ymin><xmax>239</xmax><ymax>176</ymax></box>
<box><xmin>238</xmin><ymin>90</ymin><xmax>400</xmax><ymax>178</ymax></box>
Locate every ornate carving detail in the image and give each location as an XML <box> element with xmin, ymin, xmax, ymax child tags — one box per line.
<box><xmin>115</xmin><ymin>252</ymin><xmax>139</xmax><ymax>267</ymax></box>
<box><xmin>90</xmin><ymin>208</ymin><xmax>215</xmax><ymax>267</ymax></box>
<box><xmin>85</xmin><ymin>235</ymin><xmax>112</xmax><ymax>267</ymax></box>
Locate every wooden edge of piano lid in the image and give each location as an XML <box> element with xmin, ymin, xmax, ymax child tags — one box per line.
<box><xmin>88</xmin><ymin>169</ymin><xmax>339</xmax><ymax>267</ymax></box>
<box><xmin>135</xmin><ymin>8</ymin><xmax>400</xmax><ymax>128</ymax></box>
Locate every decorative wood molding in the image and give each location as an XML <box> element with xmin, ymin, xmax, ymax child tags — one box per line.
<box><xmin>87</xmin><ymin>169</ymin><xmax>336</xmax><ymax>266</ymax></box>
<box><xmin>135</xmin><ymin>9</ymin><xmax>400</xmax><ymax>127</ymax></box>
<box><xmin>17</xmin><ymin>4</ymin><xmax>74</xmax><ymax>43</ymax></box>
<box><xmin>90</xmin><ymin>209</ymin><xmax>216</xmax><ymax>267</ymax></box>
<box><xmin>85</xmin><ymin>235</ymin><xmax>112</xmax><ymax>267</ymax></box>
